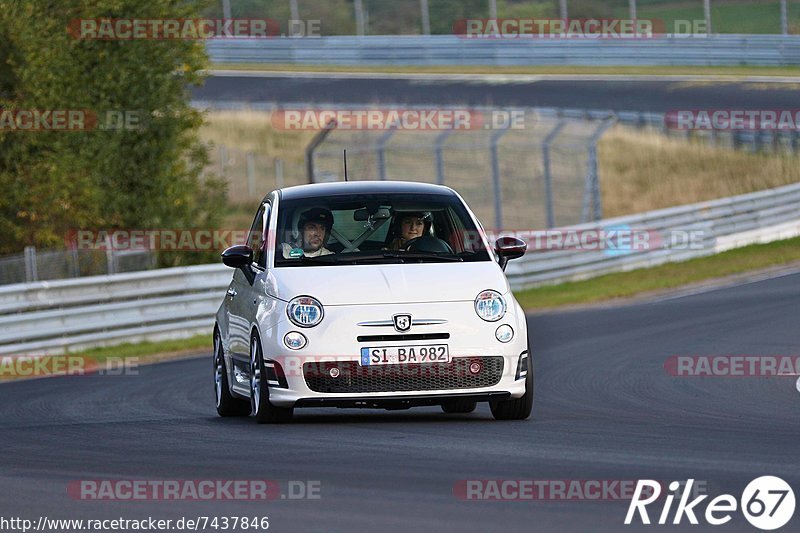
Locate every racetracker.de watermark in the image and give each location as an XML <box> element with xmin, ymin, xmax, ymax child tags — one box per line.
<box><xmin>68</xmin><ymin>18</ymin><xmax>291</xmax><ymax>39</ymax></box>
<box><xmin>66</xmin><ymin>229</ymin><xmax>256</xmax><ymax>252</ymax></box>
<box><xmin>0</xmin><ymin>356</ymin><xmax>138</xmax><ymax>378</ymax></box>
<box><xmin>68</xmin><ymin>480</ymin><xmax>321</xmax><ymax>500</ymax></box>
<box><xmin>453</xmin><ymin>479</ymin><xmax>709</xmax><ymax>501</ymax></box>
<box><xmin>270</xmin><ymin>108</ymin><xmax>526</xmax><ymax>130</ymax></box>
<box><xmin>0</xmin><ymin>110</ymin><xmax>143</xmax><ymax>131</ymax></box>
<box><xmin>666</xmin><ymin>110</ymin><xmax>800</xmax><ymax>131</ymax></box>
<box><xmin>664</xmin><ymin>355</ymin><xmax>800</xmax><ymax>377</ymax></box>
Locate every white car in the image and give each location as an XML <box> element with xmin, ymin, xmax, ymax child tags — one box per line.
<box><xmin>214</xmin><ymin>181</ymin><xmax>532</xmax><ymax>423</ymax></box>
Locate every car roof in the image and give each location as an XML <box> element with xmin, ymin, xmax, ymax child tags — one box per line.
<box><xmin>275</xmin><ymin>180</ymin><xmax>456</xmax><ymax>202</ymax></box>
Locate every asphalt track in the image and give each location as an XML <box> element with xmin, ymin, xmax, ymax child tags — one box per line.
<box><xmin>193</xmin><ymin>73</ymin><xmax>800</xmax><ymax>112</ymax></box>
<box><xmin>1</xmin><ymin>271</ymin><xmax>798</xmax><ymax>532</ymax></box>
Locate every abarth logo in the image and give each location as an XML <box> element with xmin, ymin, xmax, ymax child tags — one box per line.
<box><xmin>393</xmin><ymin>314</ymin><xmax>412</xmax><ymax>332</ymax></box>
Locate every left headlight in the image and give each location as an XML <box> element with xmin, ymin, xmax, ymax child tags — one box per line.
<box><xmin>474</xmin><ymin>290</ymin><xmax>506</xmax><ymax>322</ymax></box>
<box><xmin>287</xmin><ymin>296</ymin><xmax>324</xmax><ymax>328</ymax></box>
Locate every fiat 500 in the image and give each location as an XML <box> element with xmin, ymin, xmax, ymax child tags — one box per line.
<box><xmin>214</xmin><ymin>181</ymin><xmax>532</xmax><ymax>423</ymax></box>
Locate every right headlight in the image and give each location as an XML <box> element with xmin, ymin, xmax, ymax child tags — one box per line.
<box><xmin>474</xmin><ymin>290</ymin><xmax>506</xmax><ymax>322</ymax></box>
<box><xmin>287</xmin><ymin>296</ymin><xmax>324</xmax><ymax>328</ymax></box>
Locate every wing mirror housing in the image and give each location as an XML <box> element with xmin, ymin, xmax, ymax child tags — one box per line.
<box><xmin>495</xmin><ymin>237</ymin><xmax>527</xmax><ymax>271</ymax></box>
<box><xmin>222</xmin><ymin>245</ymin><xmax>253</xmax><ymax>269</ymax></box>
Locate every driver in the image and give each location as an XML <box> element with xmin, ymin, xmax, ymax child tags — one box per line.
<box><xmin>282</xmin><ymin>207</ymin><xmax>335</xmax><ymax>258</ymax></box>
<box><xmin>387</xmin><ymin>211</ymin><xmax>431</xmax><ymax>250</ymax></box>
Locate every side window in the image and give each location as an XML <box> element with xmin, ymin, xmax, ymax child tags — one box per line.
<box><xmin>246</xmin><ymin>203</ymin><xmax>270</xmax><ymax>268</ymax></box>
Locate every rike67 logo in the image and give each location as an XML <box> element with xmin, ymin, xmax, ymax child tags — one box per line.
<box><xmin>625</xmin><ymin>477</ymin><xmax>795</xmax><ymax>530</ymax></box>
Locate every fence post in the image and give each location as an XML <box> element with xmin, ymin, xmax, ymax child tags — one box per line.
<box><xmin>490</xmin><ymin>125</ymin><xmax>511</xmax><ymax>230</ymax></box>
<box><xmin>105</xmin><ymin>234</ymin><xmax>115</xmax><ymax>275</ymax></box>
<box><xmin>23</xmin><ymin>246</ymin><xmax>38</xmax><ymax>282</ymax></box>
<box><xmin>274</xmin><ymin>158</ymin><xmax>284</xmax><ymax>188</ymax></box>
<box><xmin>376</xmin><ymin>128</ymin><xmax>397</xmax><ymax>181</ymax></box>
<box><xmin>542</xmin><ymin>120</ymin><xmax>567</xmax><ymax>228</ymax></box>
<box><xmin>584</xmin><ymin>117</ymin><xmax>616</xmax><ymax>222</ymax></box>
<box><xmin>434</xmin><ymin>129</ymin><xmax>453</xmax><ymax>185</ymax></box>
<box><xmin>70</xmin><ymin>244</ymin><xmax>80</xmax><ymax>277</ymax></box>
<box><xmin>218</xmin><ymin>145</ymin><xmax>228</xmax><ymax>179</ymax></box>
<box><xmin>246</xmin><ymin>151</ymin><xmax>256</xmax><ymax>196</ymax></box>
<box><xmin>304</xmin><ymin>119</ymin><xmax>337</xmax><ymax>183</ymax></box>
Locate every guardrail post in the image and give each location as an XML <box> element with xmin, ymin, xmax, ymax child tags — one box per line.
<box><xmin>542</xmin><ymin>120</ymin><xmax>567</xmax><ymax>228</ymax></box>
<box><xmin>490</xmin><ymin>125</ymin><xmax>511</xmax><ymax>230</ymax></box>
<box><xmin>434</xmin><ymin>129</ymin><xmax>453</xmax><ymax>185</ymax></box>
<box><xmin>23</xmin><ymin>246</ymin><xmax>38</xmax><ymax>282</ymax></box>
<box><xmin>376</xmin><ymin>128</ymin><xmax>397</xmax><ymax>181</ymax></box>
<box><xmin>584</xmin><ymin>117</ymin><xmax>617</xmax><ymax>222</ymax></box>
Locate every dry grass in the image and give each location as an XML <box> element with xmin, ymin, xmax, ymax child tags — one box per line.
<box><xmin>599</xmin><ymin>127</ymin><xmax>800</xmax><ymax>217</ymax></box>
<box><xmin>200</xmin><ymin>110</ymin><xmax>800</xmax><ymax>223</ymax></box>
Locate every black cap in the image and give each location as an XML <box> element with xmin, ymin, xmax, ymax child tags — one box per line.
<box><xmin>298</xmin><ymin>207</ymin><xmax>334</xmax><ymax>232</ymax></box>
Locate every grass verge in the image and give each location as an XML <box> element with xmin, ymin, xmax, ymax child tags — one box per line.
<box><xmin>514</xmin><ymin>235</ymin><xmax>800</xmax><ymax>310</ymax></box>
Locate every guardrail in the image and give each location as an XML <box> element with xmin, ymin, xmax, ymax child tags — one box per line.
<box><xmin>206</xmin><ymin>35</ymin><xmax>800</xmax><ymax>67</ymax></box>
<box><xmin>1</xmin><ymin>182</ymin><xmax>799</xmax><ymax>356</ymax></box>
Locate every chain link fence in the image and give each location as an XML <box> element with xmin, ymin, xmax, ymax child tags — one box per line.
<box><xmin>307</xmin><ymin>108</ymin><xmax>615</xmax><ymax>230</ymax></box>
<box><xmin>0</xmin><ymin>246</ymin><xmax>156</xmax><ymax>286</ymax></box>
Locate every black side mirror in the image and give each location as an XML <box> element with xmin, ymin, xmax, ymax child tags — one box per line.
<box><xmin>495</xmin><ymin>237</ymin><xmax>527</xmax><ymax>271</ymax></box>
<box><xmin>222</xmin><ymin>245</ymin><xmax>253</xmax><ymax>269</ymax></box>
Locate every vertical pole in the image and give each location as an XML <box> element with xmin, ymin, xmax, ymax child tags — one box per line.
<box><xmin>559</xmin><ymin>0</ymin><xmax>568</xmax><ymax>20</ymax></box>
<box><xmin>585</xmin><ymin>117</ymin><xmax>616</xmax><ymax>222</ymax></box>
<box><xmin>781</xmin><ymin>0</ymin><xmax>788</xmax><ymax>35</ymax></box>
<box><xmin>704</xmin><ymin>0</ymin><xmax>712</xmax><ymax>35</ymax></box>
<box><xmin>71</xmin><ymin>243</ymin><xmax>80</xmax><ymax>277</ymax></box>
<box><xmin>305</xmin><ymin>119</ymin><xmax>337</xmax><ymax>183</ymax></box>
<box><xmin>376</xmin><ymin>129</ymin><xmax>397</xmax><ymax>181</ymax></box>
<box><xmin>354</xmin><ymin>0</ymin><xmax>365</xmax><ymax>36</ymax></box>
<box><xmin>222</xmin><ymin>0</ymin><xmax>231</xmax><ymax>19</ymax></box>
<box><xmin>274</xmin><ymin>158</ymin><xmax>284</xmax><ymax>189</ymax></box>
<box><xmin>246</xmin><ymin>151</ymin><xmax>256</xmax><ymax>196</ymax></box>
<box><xmin>629</xmin><ymin>0</ymin><xmax>637</xmax><ymax>21</ymax></box>
<box><xmin>289</xmin><ymin>0</ymin><xmax>300</xmax><ymax>37</ymax></box>
<box><xmin>105</xmin><ymin>235</ymin><xmax>115</xmax><ymax>275</ymax></box>
<box><xmin>24</xmin><ymin>246</ymin><xmax>38</xmax><ymax>282</ymax></box>
<box><xmin>542</xmin><ymin>121</ymin><xmax>567</xmax><ymax>229</ymax></box>
<box><xmin>421</xmin><ymin>0</ymin><xmax>431</xmax><ymax>35</ymax></box>
<box><xmin>488</xmin><ymin>0</ymin><xmax>497</xmax><ymax>19</ymax></box>
<box><xmin>219</xmin><ymin>145</ymin><xmax>227</xmax><ymax>179</ymax></box>
<box><xmin>434</xmin><ymin>130</ymin><xmax>453</xmax><ymax>185</ymax></box>
<box><xmin>490</xmin><ymin>125</ymin><xmax>511</xmax><ymax>231</ymax></box>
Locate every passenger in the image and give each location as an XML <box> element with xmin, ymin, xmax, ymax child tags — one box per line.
<box><xmin>387</xmin><ymin>212</ymin><xmax>431</xmax><ymax>250</ymax></box>
<box><xmin>282</xmin><ymin>207</ymin><xmax>335</xmax><ymax>258</ymax></box>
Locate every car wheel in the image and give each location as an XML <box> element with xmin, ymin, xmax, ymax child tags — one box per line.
<box><xmin>490</xmin><ymin>348</ymin><xmax>533</xmax><ymax>421</ymax></box>
<box><xmin>250</xmin><ymin>334</ymin><xmax>293</xmax><ymax>424</ymax></box>
<box><xmin>441</xmin><ymin>399</ymin><xmax>477</xmax><ymax>414</ymax></box>
<box><xmin>214</xmin><ymin>331</ymin><xmax>250</xmax><ymax>417</ymax></box>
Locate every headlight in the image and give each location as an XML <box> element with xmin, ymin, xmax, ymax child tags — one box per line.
<box><xmin>474</xmin><ymin>290</ymin><xmax>506</xmax><ymax>322</ymax></box>
<box><xmin>287</xmin><ymin>296</ymin><xmax>324</xmax><ymax>328</ymax></box>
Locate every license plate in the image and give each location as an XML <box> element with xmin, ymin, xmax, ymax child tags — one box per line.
<box><xmin>360</xmin><ymin>345</ymin><xmax>450</xmax><ymax>366</ymax></box>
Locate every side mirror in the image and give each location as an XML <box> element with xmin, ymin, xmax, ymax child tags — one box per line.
<box><xmin>222</xmin><ymin>245</ymin><xmax>253</xmax><ymax>269</ymax></box>
<box><xmin>495</xmin><ymin>237</ymin><xmax>527</xmax><ymax>271</ymax></box>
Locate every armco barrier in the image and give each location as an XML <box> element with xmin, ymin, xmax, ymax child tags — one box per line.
<box><xmin>1</xmin><ymin>182</ymin><xmax>799</xmax><ymax>356</ymax></box>
<box><xmin>206</xmin><ymin>35</ymin><xmax>800</xmax><ymax>67</ymax></box>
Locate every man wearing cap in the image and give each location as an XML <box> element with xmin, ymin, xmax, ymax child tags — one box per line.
<box><xmin>282</xmin><ymin>207</ymin><xmax>335</xmax><ymax>259</ymax></box>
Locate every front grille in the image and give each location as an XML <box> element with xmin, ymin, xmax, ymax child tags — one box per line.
<box><xmin>303</xmin><ymin>356</ymin><xmax>504</xmax><ymax>394</ymax></box>
<box><xmin>356</xmin><ymin>333</ymin><xmax>450</xmax><ymax>342</ymax></box>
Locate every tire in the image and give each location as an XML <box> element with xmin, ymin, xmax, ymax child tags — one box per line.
<box><xmin>250</xmin><ymin>334</ymin><xmax>293</xmax><ymax>424</ymax></box>
<box><xmin>214</xmin><ymin>331</ymin><xmax>250</xmax><ymax>417</ymax></box>
<box><xmin>441</xmin><ymin>399</ymin><xmax>477</xmax><ymax>414</ymax></box>
<box><xmin>490</xmin><ymin>349</ymin><xmax>533</xmax><ymax>421</ymax></box>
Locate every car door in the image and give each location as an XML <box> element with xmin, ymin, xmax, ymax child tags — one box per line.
<box><xmin>227</xmin><ymin>203</ymin><xmax>268</xmax><ymax>365</ymax></box>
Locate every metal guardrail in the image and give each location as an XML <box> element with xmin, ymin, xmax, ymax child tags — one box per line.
<box><xmin>1</xmin><ymin>182</ymin><xmax>799</xmax><ymax>356</ymax></box>
<box><xmin>206</xmin><ymin>35</ymin><xmax>800</xmax><ymax>67</ymax></box>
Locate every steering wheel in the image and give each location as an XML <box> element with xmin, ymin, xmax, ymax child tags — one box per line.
<box><xmin>402</xmin><ymin>235</ymin><xmax>455</xmax><ymax>254</ymax></box>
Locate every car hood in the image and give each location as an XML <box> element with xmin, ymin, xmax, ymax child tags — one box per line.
<box><xmin>267</xmin><ymin>261</ymin><xmax>510</xmax><ymax>305</ymax></box>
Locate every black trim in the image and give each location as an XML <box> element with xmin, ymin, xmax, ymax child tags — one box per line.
<box><xmin>294</xmin><ymin>391</ymin><xmax>510</xmax><ymax>409</ymax></box>
<box><xmin>357</xmin><ymin>333</ymin><xmax>450</xmax><ymax>342</ymax></box>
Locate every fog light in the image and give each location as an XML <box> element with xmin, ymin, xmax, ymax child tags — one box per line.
<box><xmin>283</xmin><ymin>331</ymin><xmax>307</xmax><ymax>350</ymax></box>
<box><xmin>495</xmin><ymin>324</ymin><xmax>514</xmax><ymax>343</ymax></box>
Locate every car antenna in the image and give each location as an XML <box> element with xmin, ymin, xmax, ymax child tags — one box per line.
<box><xmin>343</xmin><ymin>149</ymin><xmax>349</xmax><ymax>182</ymax></box>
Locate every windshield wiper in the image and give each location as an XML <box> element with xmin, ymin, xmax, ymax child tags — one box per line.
<box><xmin>334</xmin><ymin>251</ymin><xmax>462</xmax><ymax>264</ymax></box>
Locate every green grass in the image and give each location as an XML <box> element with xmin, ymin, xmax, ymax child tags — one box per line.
<box><xmin>208</xmin><ymin>63</ymin><xmax>800</xmax><ymax>77</ymax></box>
<box><xmin>616</xmin><ymin>1</ymin><xmax>800</xmax><ymax>35</ymax></box>
<box><xmin>514</xmin><ymin>235</ymin><xmax>800</xmax><ymax>310</ymax></box>
<box><xmin>67</xmin><ymin>334</ymin><xmax>210</xmax><ymax>362</ymax></box>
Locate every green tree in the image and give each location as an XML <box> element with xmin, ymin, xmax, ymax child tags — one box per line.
<box><xmin>0</xmin><ymin>0</ymin><xmax>226</xmax><ymax>263</ymax></box>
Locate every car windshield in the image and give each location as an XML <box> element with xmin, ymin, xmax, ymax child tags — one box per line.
<box><xmin>274</xmin><ymin>192</ymin><xmax>492</xmax><ymax>267</ymax></box>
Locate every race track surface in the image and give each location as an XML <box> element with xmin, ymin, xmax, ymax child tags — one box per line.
<box><xmin>1</xmin><ymin>272</ymin><xmax>798</xmax><ymax>532</ymax></box>
<box><xmin>193</xmin><ymin>74</ymin><xmax>800</xmax><ymax>112</ymax></box>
